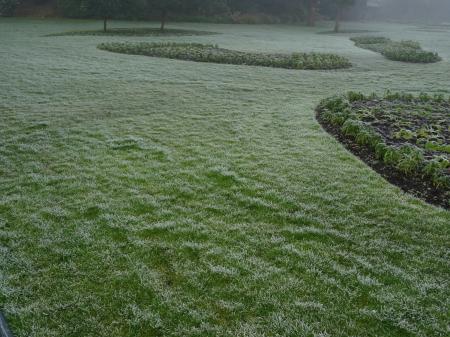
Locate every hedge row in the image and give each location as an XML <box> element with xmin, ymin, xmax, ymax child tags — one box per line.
<box><xmin>97</xmin><ymin>42</ymin><xmax>352</xmax><ymax>70</ymax></box>
<box><xmin>351</xmin><ymin>36</ymin><xmax>441</xmax><ymax>63</ymax></box>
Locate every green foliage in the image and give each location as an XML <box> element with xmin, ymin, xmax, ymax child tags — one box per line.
<box><xmin>395</xmin><ymin>145</ymin><xmax>424</xmax><ymax>174</ymax></box>
<box><xmin>424</xmin><ymin>157</ymin><xmax>450</xmax><ymax>188</ymax></box>
<box><xmin>383</xmin><ymin>90</ymin><xmax>414</xmax><ymax>102</ymax></box>
<box><xmin>318</xmin><ymin>92</ymin><xmax>450</xmax><ymax>189</ymax></box>
<box><xmin>318</xmin><ymin>96</ymin><xmax>352</xmax><ymax>125</ymax></box>
<box><xmin>342</xmin><ymin>119</ymin><xmax>363</xmax><ymax>137</ymax></box>
<box><xmin>399</xmin><ymin>40</ymin><xmax>421</xmax><ymax>49</ymax></box>
<box><xmin>347</xmin><ymin>91</ymin><xmax>365</xmax><ymax>102</ymax></box>
<box><xmin>374</xmin><ymin>142</ymin><xmax>389</xmax><ymax>160</ymax></box>
<box><xmin>350</xmin><ymin>36</ymin><xmax>390</xmax><ymax>45</ymax></box>
<box><xmin>425</xmin><ymin>142</ymin><xmax>450</xmax><ymax>154</ymax></box>
<box><xmin>98</xmin><ymin>42</ymin><xmax>352</xmax><ymax>70</ymax></box>
<box><xmin>382</xmin><ymin>44</ymin><xmax>441</xmax><ymax>63</ymax></box>
<box><xmin>351</xmin><ymin>36</ymin><xmax>441</xmax><ymax>63</ymax></box>
<box><xmin>394</xmin><ymin>129</ymin><xmax>415</xmax><ymax>140</ymax></box>
<box><xmin>0</xmin><ymin>0</ymin><xmax>19</xmax><ymax>16</ymax></box>
<box><xmin>342</xmin><ymin>119</ymin><xmax>382</xmax><ymax>147</ymax></box>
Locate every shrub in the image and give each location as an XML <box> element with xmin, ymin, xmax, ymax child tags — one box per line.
<box><xmin>396</xmin><ymin>145</ymin><xmax>424</xmax><ymax>174</ymax></box>
<box><xmin>382</xmin><ymin>44</ymin><xmax>441</xmax><ymax>63</ymax></box>
<box><xmin>347</xmin><ymin>91</ymin><xmax>365</xmax><ymax>102</ymax></box>
<box><xmin>375</xmin><ymin>143</ymin><xmax>389</xmax><ymax>160</ymax></box>
<box><xmin>350</xmin><ymin>36</ymin><xmax>390</xmax><ymax>45</ymax></box>
<box><xmin>424</xmin><ymin>157</ymin><xmax>450</xmax><ymax>188</ymax></box>
<box><xmin>399</xmin><ymin>40</ymin><xmax>421</xmax><ymax>49</ymax></box>
<box><xmin>351</xmin><ymin>36</ymin><xmax>441</xmax><ymax>63</ymax></box>
<box><xmin>97</xmin><ymin>42</ymin><xmax>352</xmax><ymax>71</ymax></box>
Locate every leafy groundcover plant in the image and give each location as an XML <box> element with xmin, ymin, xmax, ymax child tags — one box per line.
<box><xmin>97</xmin><ymin>42</ymin><xmax>352</xmax><ymax>70</ymax></box>
<box><xmin>351</xmin><ymin>36</ymin><xmax>441</xmax><ymax>63</ymax></box>
<box><xmin>317</xmin><ymin>92</ymin><xmax>449</xmax><ymax>208</ymax></box>
<box><xmin>46</xmin><ymin>28</ymin><xmax>217</xmax><ymax>37</ymax></box>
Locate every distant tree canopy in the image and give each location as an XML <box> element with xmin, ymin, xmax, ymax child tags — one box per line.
<box><xmin>334</xmin><ymin>0</ymin><xmax>356</xmax><ymax>32</ymax></box>
<box><xmin>7</xmin><ymin>0</ymin><xmax>366</xmax><ymax>29</ymax></box>
<box><xmin>8</xmin><ymin>0</ymin><xmax>450</xmax><ymax>22</ymax></box>
<box><xmin>86</xmin><ymin>0</ymin><xmax>131</xmax><ymax>31</ymax></box>
<box><xmin>145</xmin><ymin>0</ymin><xmax>186</xmax><ymax>31</ymax></box>
<box><xmin>0</xmin><ymin>0</ymin><xmax>20</xmax><ymax>16</ymax></box>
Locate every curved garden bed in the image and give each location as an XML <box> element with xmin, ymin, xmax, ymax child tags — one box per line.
<box><xmin>351</xmin><ymin>36</ymin><xmax>441</xmax><ymax>63</ymax></box>
<box><xmin>317</xmin><ymin>29</ymin><xmax>376</xmax><ymax>35</ymax></box>
<box><xmin>46</xmin><ymin>28</ymin><xmax>217</xmax><ymax>37</ymax></box>
<box><xmin>97</xmin><ymin>42</ymin><xmax>352</xmax><ymax>70</ymax></box>
<box><xmin>316</xmin><ymin>92</ymin><xmax>449</xmax><ymax>209</ymax></box>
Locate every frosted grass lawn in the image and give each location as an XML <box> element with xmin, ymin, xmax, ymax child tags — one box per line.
<box><xmin>1</xmin><ymin>18</ymin><xmax>449</xmax><ymax>337</ymax></box>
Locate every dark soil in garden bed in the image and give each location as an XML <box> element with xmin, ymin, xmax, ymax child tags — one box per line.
<box><xmin>316</xmin><ymin>108</ymin><xmax>449</xmax><ymax>210</ymax></box>
<box><xmin>350</xmin><ymin>99</ymin><xmax>450</xmax><ymax>159</ymax></box>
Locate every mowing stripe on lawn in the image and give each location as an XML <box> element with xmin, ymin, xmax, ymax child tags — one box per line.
<box><xmin>0</xmin><ymin>313</ymin><xmax>14</xmax><ymax>337</ymax></box>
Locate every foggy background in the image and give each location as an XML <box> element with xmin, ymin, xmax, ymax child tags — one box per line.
<box><xmin>5</xmin><ymin>0</ymin><xmax>450</xmax><ymax>23</ymax></box>
<box><xmin>366</xmin><ymin>0</ymin><xmax>450</xmax><ymax>22</ymax></box>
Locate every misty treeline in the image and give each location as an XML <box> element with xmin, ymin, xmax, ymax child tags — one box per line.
<box><xmin>375</xmin><ymin>0</ymin><xmax>450</xmax><ymax>22</ymax></box>
<box><xmin>0</xmin><ymin>0</ymin><xmax>365</xmax><ymax>31</ymax></box>
<box><xmin>2</xmin><ymin>1</ymin><xmax>450</xmax><ymax>30</ymax></box>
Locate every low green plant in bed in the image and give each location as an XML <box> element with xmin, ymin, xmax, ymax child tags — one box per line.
<box><xmin>317</xmin><ymin>29</ymin><xmax>377</xmax><ymax>35</ymax></box>
<box><xmin>317</xmin><ymin>92</ymin><xmax>450</xmax><ymax>206</ymax></box>
<box><xmin>97</xmin><ymin>42</ymin><xmax>352</xmax><ymax>70</ymax></box>
<box><xmin>351</xmin><ymin>36</ymin><xmax>441</xmax><ymax>63</ymax></box>
<box><xmin>46</xmin><ymin>28</ymin><xmax>217</xmax><ymax>37</ymax></box>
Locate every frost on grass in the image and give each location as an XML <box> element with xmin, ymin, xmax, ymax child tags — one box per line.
<box><xmin>1</xmin><ymin>19</ymin><xmax>450</xmax><ymax>337</ymax></box>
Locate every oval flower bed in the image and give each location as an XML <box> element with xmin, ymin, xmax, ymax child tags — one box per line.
<box><xmin>351</xmin><ymin>36</ymin><xmax>441</xmax><ymax>63</ymax></box>
<box><xmin>47</xmin><ymin>28</ymin><xmax>217</xmax><ymax>37</ymax></box>
<box><xmin>317</xmin><ymin>92</ymin><xmax>449</xmax><ymax>208</ymax></box>
<box><xmin>97</xmin><ymin>42</ymin><xmax>352</xmax><ymax>70</ymax></box>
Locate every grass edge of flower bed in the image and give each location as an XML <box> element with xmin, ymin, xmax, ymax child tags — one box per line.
<box><xmin>316</xmin><ymin>92</ymin><xmax>449</xmax><ymax>209</ymax></box>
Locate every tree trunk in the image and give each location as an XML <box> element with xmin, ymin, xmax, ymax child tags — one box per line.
<box><xmin>160</xmin><ymin>9</ymin><xmax>167</xmax><ymax>32</ymax></box>
<box><xmin>334</xmin><ymin>7</ymin><xmax>342</xmax><ymax>33</ymax></box>
<box><xmin>307</xmin><ymin>0</ymin><xmax>316</xmax><ymax>27</ymax></box>
<box><xmin>103</xmin><ymin>17</ymin><xmax>107</xmax><ymax>32</ymax></box>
